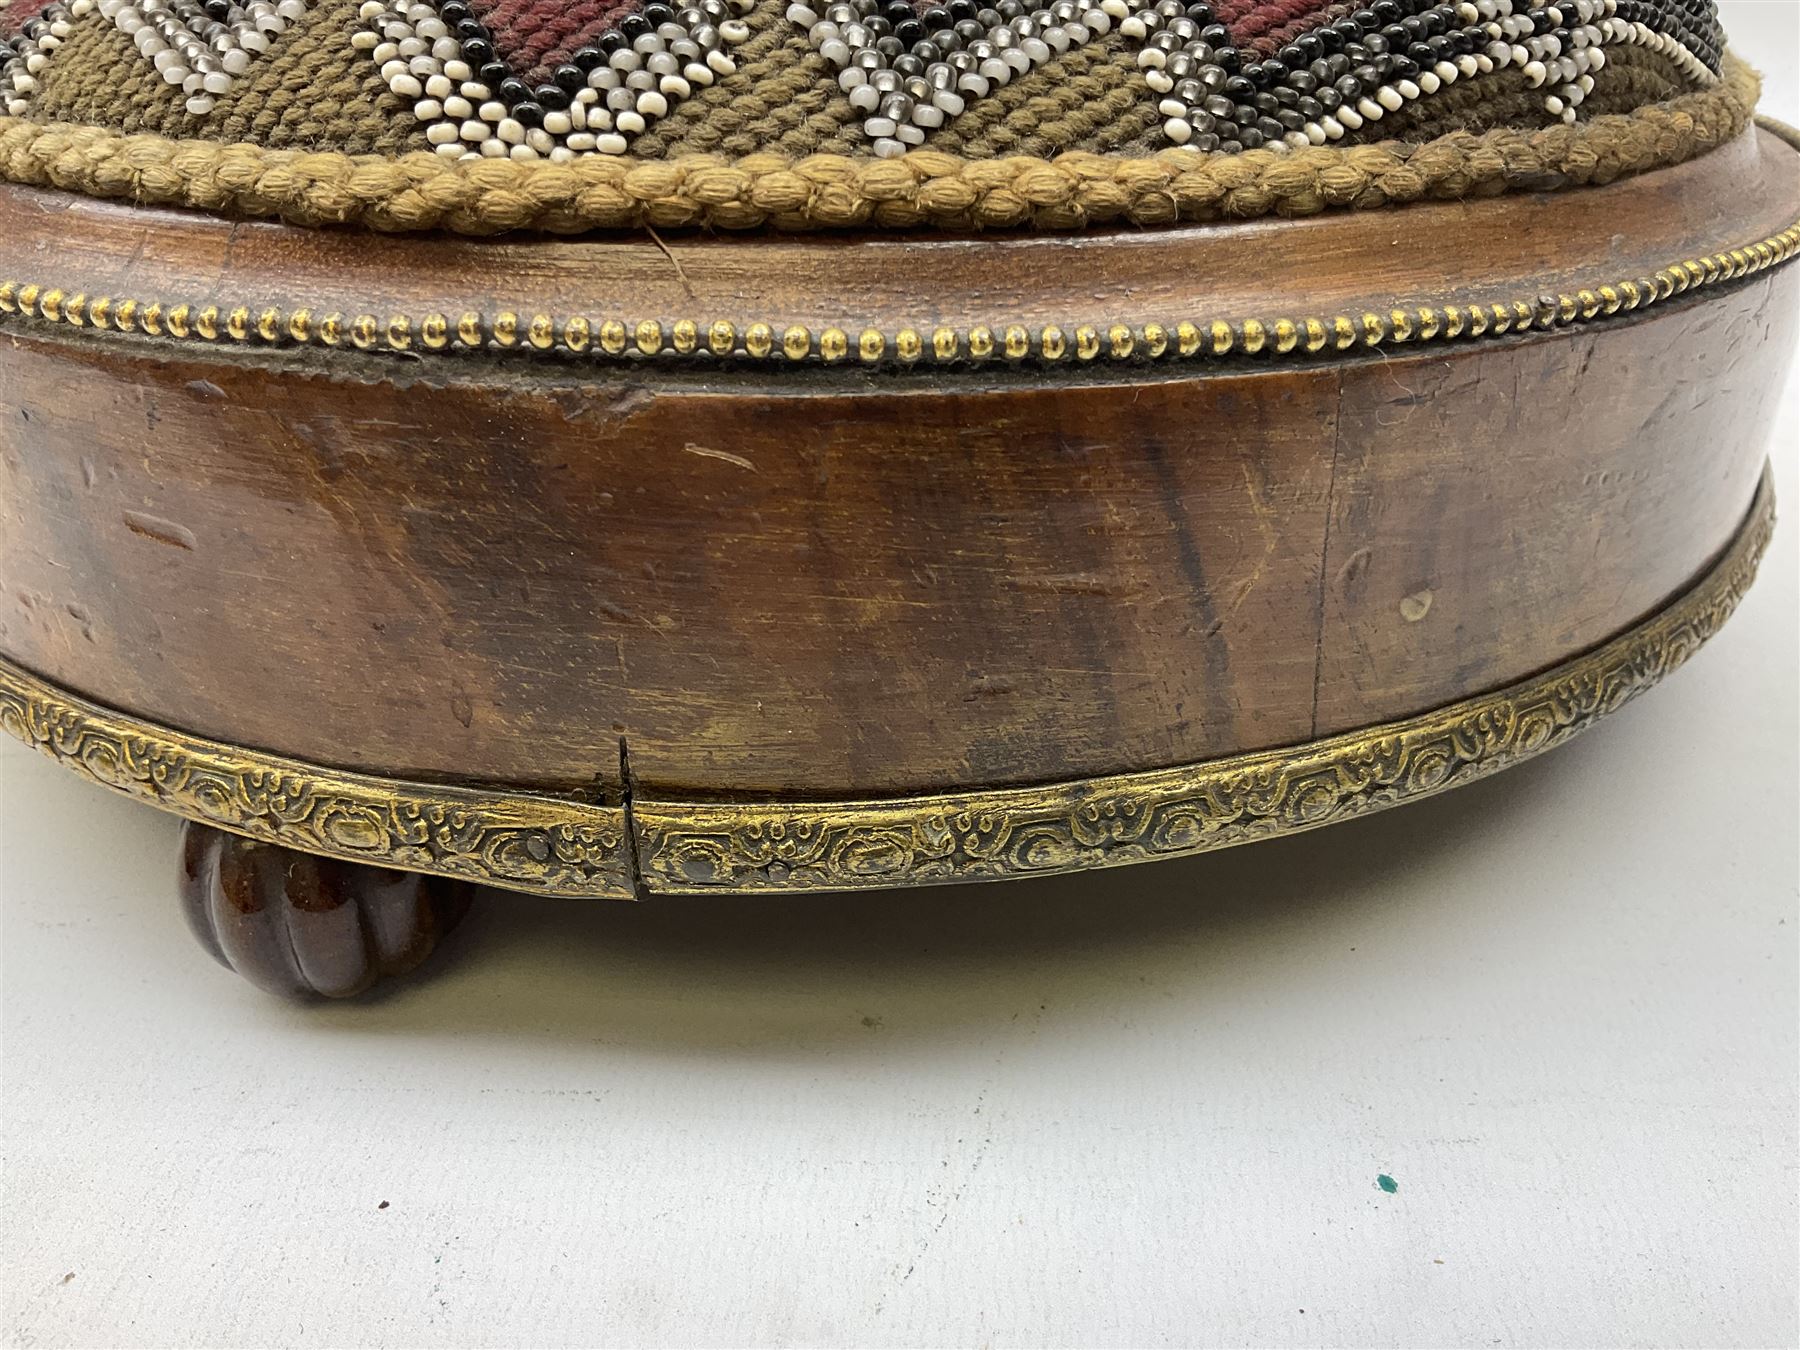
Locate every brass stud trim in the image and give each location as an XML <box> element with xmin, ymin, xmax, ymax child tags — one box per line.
<box><xmin>1</xmin><ymin>217</ymin><xmax>1796</xmax><ymax>370</ymax></box>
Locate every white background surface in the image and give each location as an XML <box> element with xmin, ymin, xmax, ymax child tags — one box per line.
<box><xmin>3</xmin><ymin>6</ymin><xmax>1797</xmax><ymax>1344</ymax></box>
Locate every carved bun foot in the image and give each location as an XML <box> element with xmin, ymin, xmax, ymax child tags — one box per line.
<box><xmin>178</xmin><ymin>822</ymin><xmax>475</xmax><ymax>998</ymax></box>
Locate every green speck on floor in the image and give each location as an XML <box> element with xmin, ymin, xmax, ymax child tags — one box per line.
<box><xmin>1377</xmin><ymin>1174</ymin><xmax>1399</xmax><ymax>1194</ymax></box>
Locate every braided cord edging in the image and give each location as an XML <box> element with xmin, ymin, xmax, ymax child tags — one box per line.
<box><xmin>0</xmin><ymin>56</ymin><xmax>1757</xmax><ymax>235</ymax></box>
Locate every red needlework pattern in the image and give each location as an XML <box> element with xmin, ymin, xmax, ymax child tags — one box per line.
<box><xmin>1214</xmin><ymin>0</ymin><xmax>1337</xmax><ymax>46</ymax></box>
<box><xmin>466</xmin><ymin>0</ymin><xmax>642</xmax><ymax>88</ymax></box>
<box><xmin>0</xmin><ymin>0</ymin><xmax>59</xmax><ymax>37</ymax></box>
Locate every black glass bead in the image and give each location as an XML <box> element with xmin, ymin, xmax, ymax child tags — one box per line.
<box><xmin>534</xmin><ymin>83</ymin><xmax>569</xmax><ymax>110</ymax></box>
<box><xmin>512</xmin><ymin>100</ymin><xmax>543</xmax><ymax>127</ymax></box>
<box><xmin>461</xmin><ymin>36</ymin><xmax>493</xmax><ymax>63</ymax></box>
<box><xmin>894</xmin><ymin>19</ymin><xmax>924</xmax><ymax>43</ymax></box>
<box><xmin>498</xmin><ymin>77</ymin><xmax>530</xmax><ymax>102</ymax></box>
<box><xmin>479</xmin><ymin>60</ymin><xmax>508</xmax><ymax>84</ymax></box>
<box><xmin>552</xmin><ymin>63</ymin><xmax>585</xmax><ymax>92</ymax></box>
<box><xmin>618</xmin><ymin>14</ymin><xmax>651</xmax><ymax>38</ymax></box>
<box><xmin>644</xmin><ymin>2</ymin><xmax>675</xmax><ymax>22</ymax></box>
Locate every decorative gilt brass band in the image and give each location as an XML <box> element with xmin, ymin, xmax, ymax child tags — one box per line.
<box><xmin>0</xmin><ymin>469</ymin><xmax>1775</xmax><ymax>897</ymax></box>
<box><xmin>0</xmin><ymin>680</ymin><xmax>635</xmax><ymax>898</ymax></box>
<box><xmin>0</xmin><ymin>121</ymin><xmax>1794</xmax><ymax>370</ymax></box>
<box><xmin>637</xmin><ymin>469</ymin><xmax>1776</xmax><ymax>891</ymax></box>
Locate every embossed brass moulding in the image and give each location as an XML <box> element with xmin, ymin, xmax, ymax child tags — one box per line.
<box><xmin>0</xmin><ymin>468</ymin><xmax>1775</xmax><ymax>898</ymax></box>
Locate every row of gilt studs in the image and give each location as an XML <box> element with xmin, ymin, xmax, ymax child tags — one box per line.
<box><xmin>2</xmin><ymin>228</ymin><xmax>1795</xmax><ymax>362</ymax></box>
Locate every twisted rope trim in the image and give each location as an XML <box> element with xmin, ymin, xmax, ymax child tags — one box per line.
<box><xmin>0</xmin><ymin>57</ymin><xmax>1758</xmax><ymax>234</ymax></box>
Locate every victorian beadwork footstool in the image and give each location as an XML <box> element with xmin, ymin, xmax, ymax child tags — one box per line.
<box><xmin>0</xmin><ymin>0</ymin><xmax>1794</xmax><ymax>997</ymax></box>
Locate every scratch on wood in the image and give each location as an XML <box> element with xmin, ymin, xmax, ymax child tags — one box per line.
<box><xmin>682</xmin><ymin>443</ymin><xmax>756</xmax><ymax>472</ymax></box>
<box><xmin>120</xmin><ymin>510</ymin><xmax>196</xmax><ymax>551</ymax></box>
<box><xmin>644</xmin><ymin>225</ymin><xmax>697</xmax><ymax>300</ymax></box>
<box><xmin>1310</xmin><ymin>369</ymin><xmax>1346</xmax><ymax>737</ymax></box>
<box><xmin>1010</xmin><ymin>572</ymin><xmax>1116</xmax><ymax>596</ymax></box>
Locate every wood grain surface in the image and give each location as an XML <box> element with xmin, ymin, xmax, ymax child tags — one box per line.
<box><xmin>0</xmin><ymin>127</ymin><xmax>1796</xmax><ymax>800</ymax></box>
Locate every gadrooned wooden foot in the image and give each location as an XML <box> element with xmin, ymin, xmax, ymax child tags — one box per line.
<box><xmin>178</xmin><ymin>822</ymin><xmax>475</xmax><ymax>998</ymax></box>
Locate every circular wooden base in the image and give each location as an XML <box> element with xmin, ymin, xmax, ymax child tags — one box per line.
<box><xmin>0</xmin><ymin>465</ymin><xmax>1775</xmax><ymax>909</ymax></box>
<box><xmin>0</xmin><ymin>125</ymin><xmax>1797</xmax><ymax>936</ymax></box>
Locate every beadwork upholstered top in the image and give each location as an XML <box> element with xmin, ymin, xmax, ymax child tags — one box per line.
<box><xmin>0</xmin><ymin>0</ymin><xmax>1755</xmax><ymax>231</ymax></box>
